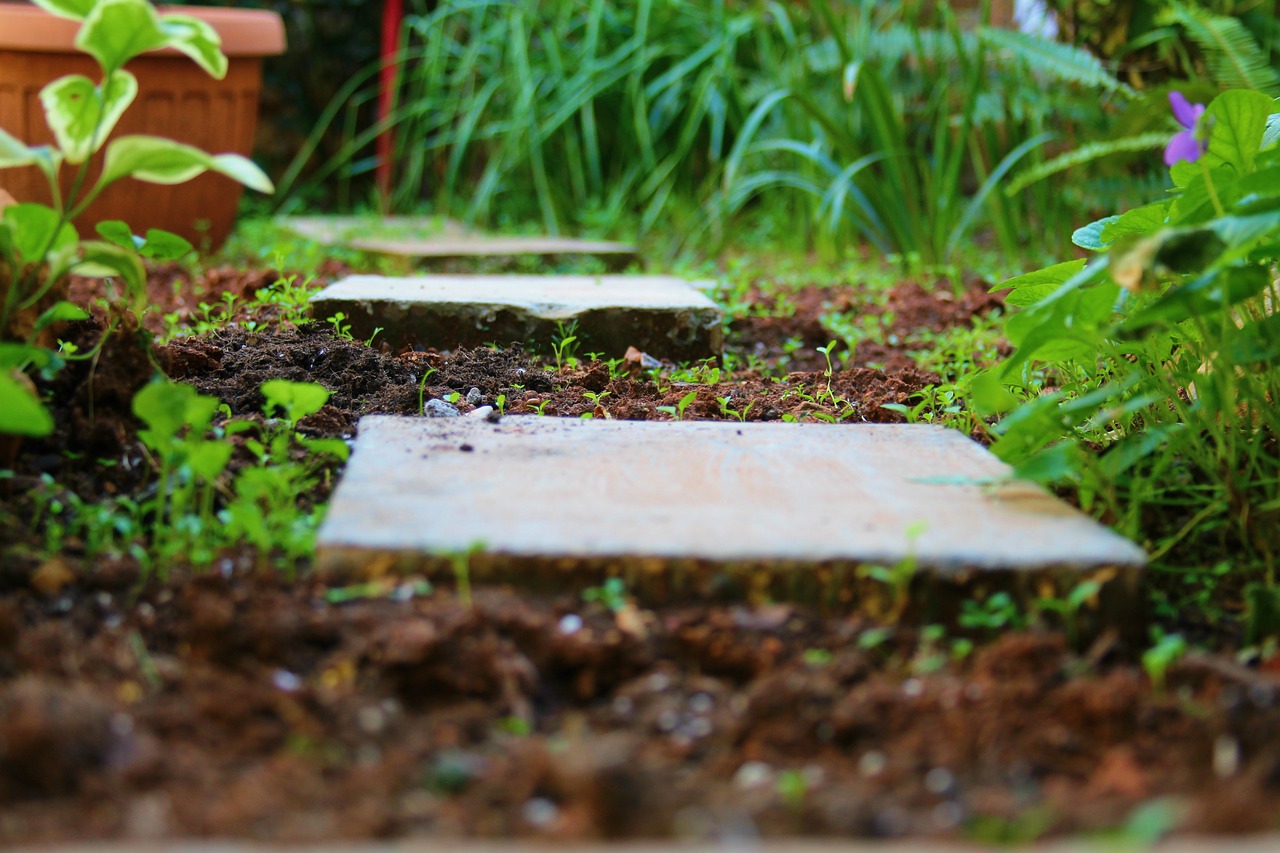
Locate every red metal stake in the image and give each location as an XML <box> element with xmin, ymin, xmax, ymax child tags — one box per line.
<box><xmin>376</xmin><ymin>0</ymin><xmax>404</xmax><ymax>210</ymax></box>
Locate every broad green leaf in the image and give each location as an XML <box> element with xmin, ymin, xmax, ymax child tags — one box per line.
<box><xmin>133</xmin><ymin>379</ymin><xmax>219</xmax><ymax>449</ymax></box>
<box><xmin>0</xmin><ymin>371</ymin><xmax>54</xmax><ymax>437</ymax></box>
<box><xmin>72</xmin><ymin>240</ymin><xmax>145</xmax><ymax>297</ymax></box>
<box><xmin>185</xmin><ymin>439</ymin><xmax>233</xmax><ymax>481</ymax></box>
<box><xmin>95</xmin><ymin>222</ymin><xmax>192</xmax><ymax>259</ymax></box>
<box><xmin>1265</xmin><ymin>113</ymin><xmax>1280</xmax><ymax>150</ymax></box>
<box><xmin>99</xmin><ymin>136</ymin><xmax>274</xmax><ymax>192</ymax></box>
<box><xmin>138</xmin><ymin>228</ymin><xmax>193</xmax><ymax>260</ymax></box>
<box><xmin>0</xmin><ymin>343</ymin><xmax>55</xmax><ymax>371</ymax></box>
<box><xmin>1072</xmin><ymin>216</ymin><xmax>1118</xmax><ymax>251</ymax></box>
<box><xmin>158</xmin><ymin>14</ymin><xmax>227</xmax><ymax>79</ymax></box>
<box><xmin>1204</xmin><ymin>89</ymin><xmax>1273</xmax><ymax>173</ymax></box>
<box><xmin>1169</xmin><ymin>164</ymin><xmax>1238</xmax><ymax>225</ymax></box>
<box><xmin>26</xmin><ymin>0</ymin><xmax>96</xmax><ymax>20</ymax></box>
<box><xmin>95</xmin><ymin>220</ymin><xmax>142</xmax><ymax>251</ymax></box>
<box><xmin>969</xmin><ymin>368</ymin><xmax>1021</xmax><ymax>415</ymax></box>
<box><xmin>298</xmin><ymin>435</ymin><xmax>351</xmax><ymax>462</ymax></box>
<box><xmin>0</xmin><ymin>127</ymin><xmax>40</xmax><ymax>169</ymax></box>
<box><xmin>39</xmin><ymin>70</ymin><xmax>138</xmax><ymax>164</ymax></box>
<box><xmin>76</xmin><ymin>0</ymin><xmax>168</xmax><ymax>74</ymax></box>
<box><xmin>1011</xmin><ymin>443</ymin><xmax>1081</xmax><ymax>484</ymax></box>
<box><xmin>211</xmin><ymin>154</ymin><xmax>274</xmax><ymax>194</ymax></box>
<box><xmin>1101</xmin><ymin>203</ymin><xmax>1169</xmax><ymax>244</ymax></box>
<box><xmin>993</xmin><ymin>259</ymin><xmax>1086</xmax><ymax>307</ymax></box>
<box><xmin>261</xmin><ymin>379</ymin><xmax>330</xmax><ymax>424</ymax></box>
<box><xmin>34</xmin><ymin>301</ymin><xmax>90</xmax><ymax>333</ymax></box>
<box><xmin>4</xmin><ymin>203</ymin><xmax>76</xmax><ymax>264</ymax></box>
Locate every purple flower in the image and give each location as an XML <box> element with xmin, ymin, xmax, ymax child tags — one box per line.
<box><xmin>1164</xmin><ymin>91</ymin><xmax>1206</xmax><ymax>167</ymax></box>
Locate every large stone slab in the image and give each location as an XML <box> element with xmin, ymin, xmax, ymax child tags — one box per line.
<box><xmin>309</xmin><ymin>275</ymin><xmax>723</xmax><ymax>360</ymax></box>
<box><xmin>316</xmin><ymin>417</ymin><xmax>1147</xmax><ymax>638</ymax></box>
<box><xmin>277</xmin><ymin>215</ymin><xmax>637</xmax><ymax>269</ymax></box>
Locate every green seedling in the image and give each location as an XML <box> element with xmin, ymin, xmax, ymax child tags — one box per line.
<box><xmin>495</xmin><ymin>394</ymin><xmax>507</xmax><ymax>415</ymax></box>
<box><xmin>776</xmin><ymin>769</ymin><xmax>808</xmax><ymax>812</ymax></box>
<box><xmin>716</xmin><ymin>396</ymin><xmax>753</xmax><ymax>422</ymax></box>
<box><xmin>551</xmin><ymin>320</ymin><xmax>580</xmax><ymax>372</ymax></box>
<box><xmin>364</xmin><ymin>327</ymin><xmax>384</xmax><ymax>346</ymax></box>
<box><xmin>959</xmin><ymin>591</ymin><xmax>1027</xmax><ymax>633</ymax></box>
<box><xmin>327</xmin><ymin>312</ymin><xmax>353</xmax><ymax>340</ymax></box>
<box><xmin>1142</xmin><ymin>632</ymin><xmax>1188</xmax><ymax>693</ymax></box>
<box><xmin>582</xmin><ymin>577</ymin><xmax>628</xmax><ymax>613</ymax></box>
<box><xmin>1036</xmin><ymin>579</ymin><xmax>1102</xmax><ymax>647</ymax></box>
<box><xmin>857</xmin><ymin>523</ymin><xmax>925</xmax><ymax>622</ymax></box>
<box><xmin>417</xmin><ymin>367</ymin><xmax>438</xmax><ymax>413</ymax></box>
<box><xmin>444</xmin><ymin>541</ymin><xmax>487</xmax><ymax>608</ymax></box>
<box><xmin>657</xmin><ymin>390</ymin><xmax>698</xmax><ymax>420</ymax></box>
<box><xmin>325</xmin><ymin>579</ymin><xmax>433</xmax><ymax>605</ymax></box>
<box><xmin>802</xmin><ymin>648</ymin><xmax>833</xmax><ymax>667</ymax></box>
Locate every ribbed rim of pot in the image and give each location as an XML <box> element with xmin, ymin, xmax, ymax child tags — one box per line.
<box><xmin>0</xmin><ymin>2</ymin><xmax>287</xmax><ymax>57</ymax></box>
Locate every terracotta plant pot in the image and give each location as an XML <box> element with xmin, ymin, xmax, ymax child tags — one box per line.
<box><xmin>0</xmin><ymin>2</ymin><xmax>286</xmax><ymax>249</ymax></box>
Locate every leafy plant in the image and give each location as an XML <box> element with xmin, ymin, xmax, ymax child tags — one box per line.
<box><xmin>0</xmin><ymin>0</ymin><xmax>272</xmax><ymax>439</ymax></box>
<box><xmin>582</xmin><ymin>576</ymin><xmax>628</xmax><ymax>613</ymax></box>
<box><xmin>976</xmin><ymin>89</ymin><xmax>1280</xmax><ymax>573</ymax></box>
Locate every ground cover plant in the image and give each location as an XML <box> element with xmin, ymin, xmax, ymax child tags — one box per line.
<box><xmin>3</xmin><ymin>0</ymin><xmax>1280</xmax><ymax>845</ymax></box>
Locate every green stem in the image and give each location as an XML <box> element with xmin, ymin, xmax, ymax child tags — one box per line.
<box><xmin>1199</xmin><ymin>158</ymin><xmax>1225</xmax><ymax>218</ymax></box>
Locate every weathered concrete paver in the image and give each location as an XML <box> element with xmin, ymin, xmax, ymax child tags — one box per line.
<box><xmin>309</xmin><ymin>274</ymin><xmax>723</xmax><ymax>360</ymax></box>
<box><xmin>277</xmin><ymin>214</ymin><xmax>638</xmax><ymax>268</ymax></box>
<box><xmin>316</xmin><ymin>417</ymin><xmax>1146</xmax><ymax>636</ymax></box>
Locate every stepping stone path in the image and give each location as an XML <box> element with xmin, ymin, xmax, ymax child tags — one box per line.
<box><xmin>309</xmin><ymin>274</ymin><xmax>723</xmax><ymax>360</ymax></box>
<box><xmin>317</xmin><ymin>416</ymin><xmax>1147</xmax><ymax>640</ymax></box>
<box><xmin>278</xmin><ymin>215</ymin><xmax>638</xmax><ymax>269</ymax></box>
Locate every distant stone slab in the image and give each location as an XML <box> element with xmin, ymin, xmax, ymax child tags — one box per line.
<box><xmin>277</xmin><ymin>215</ymin><xmax>637</xmax><ymax>267</ymax></box>
<box><xmin>309</xmin><ymin>274</ymin><xmax>723</xmax><ymax>360</ymax></box>
<box><xmin>317</xmin><ymin>417</ymin><xmax>1147</xmax><ymax>637</ymax></box>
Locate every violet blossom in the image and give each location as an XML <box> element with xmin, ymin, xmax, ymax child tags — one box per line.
<box><xmin>1164</xmin><ymin>91</ymin><xmax>1206</xmax><ymax>167</ymax></box>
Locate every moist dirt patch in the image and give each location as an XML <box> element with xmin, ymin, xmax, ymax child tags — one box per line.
<box><xmin>0</xmin><ymin>260</ymin><xmax>1273</xmax><ymax>843</ymax></box>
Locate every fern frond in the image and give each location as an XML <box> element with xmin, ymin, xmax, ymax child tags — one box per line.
<box><xmin>1005</xmin><ymin>131</ymin><xmax>1169</xmax><ymax>196</ymax></box>
<box><xmin>978</xmin><ymin>26</ymin><xmax>1136</xmax><ymax>99</ymax></box>
<box><xmin>1162</xmin><ymin>3</ymin><xmax>1280</xmax><ymax>94</ymax></box>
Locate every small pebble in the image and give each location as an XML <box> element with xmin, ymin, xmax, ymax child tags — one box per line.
<box><xmin>521</xmin><ymin>797</ymin><xmax>559</xmax><ymax>828</ymax></box>
<box><xmin>272</xmin><ymin>670</ymin><xmax>302</xmax><ymax>692</ymax></box>
<box><xmin>466</xmin><ymin>387</ymin><xmax>483</xmax><ymax>405</ymax></box>
<box><xmin>557</xmin><ymin>613</ymin><xmax>583</xmax><ymax>635</ymax></box>
<box><xmin>902</xmin><ymin>678</ymin><xmax>923</xmax><ymax>697</ymax></box>
<box><xmin>424</xmin><ymin>399</ymin><xmax>461</xmax><ymax>418</ymax></box>
<box><xmin>466</xmin><ymin>405</ymin><xmax>494</xmax><ymax>420</ymax></box>
<box><xmin>734</xmin><ymin>760</ymin><xmax>773</xmax><ymax>789</ymax></box>
<box><xmin>656</xmin><ymin>709</ymin><xmax>681</xmax><ymax>732</ymax></box>
<box><xmin>858</xmin><ymin>750</ymin><xmax>887</xmax><ymax>777</ymax></box>
<box><xmin>358</xmin><ymin>706</ymin><xmax>386</xmax><ymax>734</ymax></box>
<box><xmin>689</xmin><ymin>693</ymin><xmax>714</xmax><ymax>714</ymax></box>
<box><xmin>1214</xmin><ymin>734</ymin><xmax>1241</xmax><ymax>778</ymax></box>
<box><xmin>925</xmin><ymin>767</ymin><xmax>955</xmax><ymax>795</ymax></box>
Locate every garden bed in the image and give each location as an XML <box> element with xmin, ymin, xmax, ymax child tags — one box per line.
<box><xmin>1</xmin><ymin>259</ymin><xmax>1276</xmax><ymax>843</ymax></box>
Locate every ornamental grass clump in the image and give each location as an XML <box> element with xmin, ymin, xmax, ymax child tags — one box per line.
<box><xmin>976</xmin><ymin>88</ymin><xmax>1280</xmax><ymax>574</ymax></box>
<box><xmin>0</xmin><ymin>0</ymin><xmax>272</xmax><ymax>440</ymax></box>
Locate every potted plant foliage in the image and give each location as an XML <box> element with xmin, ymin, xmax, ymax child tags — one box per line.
<box><xmin>1</xmin><ymin>0</ymin><xmax>274</xmax><ymax>454</ymax></box>
<box><xmin>0</xmin><ymin>0</ymin><xmax>284</xmax><ymax>248</ymax></box>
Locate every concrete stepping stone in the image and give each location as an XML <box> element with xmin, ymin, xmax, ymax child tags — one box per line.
<box><xmin>277</xmin><ymin>215</ymin><xmax>638</xmax><ymax>269</ymax></box>
<box><xmin>316</xmin><ymin>417</ymin><xmax>1147</xmax><ymax>639</ymax></box>
<box><xmin>309</xmin><ymin>274</ymin><xmax>723</xmax><ymax>360</ymax></box>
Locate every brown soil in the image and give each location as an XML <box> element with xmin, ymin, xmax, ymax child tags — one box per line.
<box><xmin>1</xmin><ymin>259</ymin><xmax>1273</xmax><ymax>843</ymax></box>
